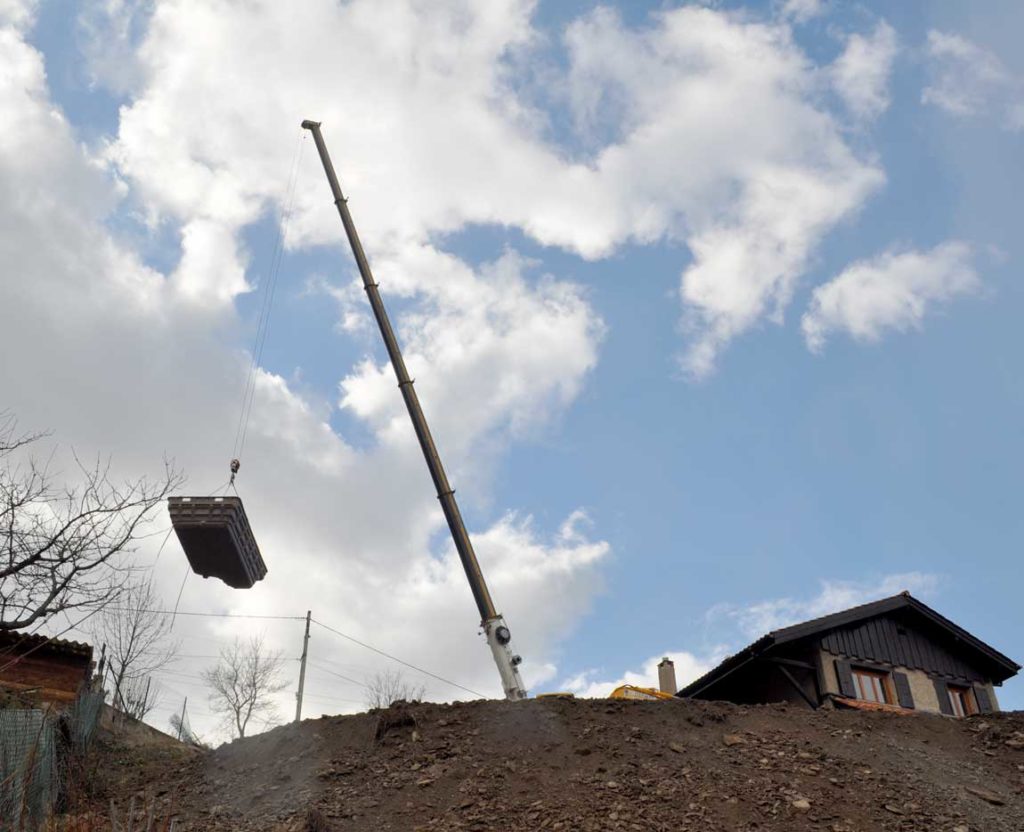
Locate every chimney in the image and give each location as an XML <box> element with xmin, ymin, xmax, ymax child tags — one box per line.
<box><xmin>657</xmin><ymin>657</ymin><xmax>677</xmax><ymax>695</ymax></box>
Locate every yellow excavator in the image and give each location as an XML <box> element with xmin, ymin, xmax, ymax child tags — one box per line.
<box><xmin>609</xmin><ymin>685</ymin><xmax>676</xmax><ymax>701</ymax></box>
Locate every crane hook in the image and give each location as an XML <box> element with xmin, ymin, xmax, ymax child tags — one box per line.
<box><xmin>229</xmin><ymin>458</ymin><xmax>240</xmax><ymax>486</ymax></box>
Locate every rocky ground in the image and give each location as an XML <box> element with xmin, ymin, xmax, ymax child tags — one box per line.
<box><xmin>72</xmin><ymin>698</ymin><xmax>1024</xmax><ymax>831</ymax></box>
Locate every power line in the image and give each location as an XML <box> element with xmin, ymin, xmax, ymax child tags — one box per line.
<box><xmin>151</xmin><ymin>669</ymin><xmax>208</xmax><ymax>682</ymax></box>
<box><xmin>306</xmin><ymin>660</ymin><xmax>368</xmax><ymax>690</ymax></box>
<box><xmin>310</xmin><ymin>618</ymin><xmax>485</xmax><ymax>699</ymax></box>
<box><xmin>304</xmin><ymin>653</ymin><xmax>376</xmax><ymax>676</ymax></box>
<box><xmin>302</xmin><ymin>692</ymin><xmax>365</xmax><ymax>706</ymax></box>
<box><xmin>106</xmin><ymin>608</ymin><xmax>306</xmax><ymax>621</ymax></box>
<box><xmin>7</xmin><ymin>607</ymin><xmax>485</xmax><ymax>703</ymax></box>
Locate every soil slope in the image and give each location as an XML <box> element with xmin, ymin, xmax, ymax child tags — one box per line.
<box><xmin>84</xmin><ymin>698</ymin><xmax>1024</xmax><ymax>831</ymax></box>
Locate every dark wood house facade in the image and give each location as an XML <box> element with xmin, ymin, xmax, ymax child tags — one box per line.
<box><xmin>678</xmin><ymin>593</ymin><xmax>1019</xmax><ymax>716</ymax></box>
<box><xmin>0</xmin><ymin>630</ymin><xmax>94</xmax><ymax>707</ymax></box>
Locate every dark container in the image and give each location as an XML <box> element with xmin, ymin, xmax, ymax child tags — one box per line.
<box><xmin>168</xmin><ymin>496</ymin><xmax>267</xmax><ymax>589</ymax></box>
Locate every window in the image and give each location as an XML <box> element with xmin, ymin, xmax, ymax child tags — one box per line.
<box><xmin>852</xmin><ymin>668</ymin><xmax>894</xmax><ymax>704</ymax></box>
<box><xmin>947</xmin><ymin>685</ymin><xmax>976</xmax><ymax>718</ymax></box>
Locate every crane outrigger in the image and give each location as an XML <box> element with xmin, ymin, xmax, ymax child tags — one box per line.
<box><xmin>301</xmin><ymin>120</ymin><xmax>528</xmax><ymax>701</ymax></box>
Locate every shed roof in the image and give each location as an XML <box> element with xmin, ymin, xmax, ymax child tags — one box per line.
<box><xmin>0</xmin><ymin>629</ymin><xmax>94</xmax><ymax>663</ymax></box>
<box><xmin>679</xmin><ymin>592</ymin><xmax>1020</xmax><ymax>698</ymax></box>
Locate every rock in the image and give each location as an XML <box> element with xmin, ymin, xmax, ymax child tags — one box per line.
<box><xmin>792</xmin><ymin>798</ymin><xmax>811</xmax><ymax>812</ymax></box>
<box><xmin>964</xmin><ymin>785</ymin><xmax>1005</xmax><ymax>806</ymax></box>
<box><xmin>669</xmin><ymin>742</ymin><xmax>685</xmax><ymax>754</ymax></box>
<box><xmin>883</xmin><ymin>804</ymin><xmax>903</xmax><ymax>814</ymax></box>
<box><xmin>723</xmin><ymin>734</ymin><xmax>746</xmax><ymax>747</ymax></box>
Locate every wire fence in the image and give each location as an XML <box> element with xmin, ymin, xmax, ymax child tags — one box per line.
<box><xmin>67</xmin><ymin>692</ymin><xmax>104</xmax><ymax>755</ymax></box>
<box><xmin>0</xmin><ymin>709</ymin><xmax>57</xmax><ymax>831</ymax></box>
<box><xmin>0</xmin><ymin>691</ymin><xmax>105</xmax><ymax>831</ymax></box>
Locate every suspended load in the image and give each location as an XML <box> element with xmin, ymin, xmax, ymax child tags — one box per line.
<box><xmin>168</xmin><ymin>496</ymin><xmax>267</xmax><ymax>589</ymax></box>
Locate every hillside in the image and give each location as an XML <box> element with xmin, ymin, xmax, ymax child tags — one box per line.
<box><xmin>80</xmin><ymin>698</ymin><xmax>1024</xmax><ymax>831</ymax></box>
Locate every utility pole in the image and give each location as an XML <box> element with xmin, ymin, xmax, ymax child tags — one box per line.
<box><xmin>177</xmin><ymin>697</ymin><xmax>187</xmax><ymax>741</ymax></box>
<box><xmin>295</xmin><ymin>610</ymin><xmax>311</xmax><ymax>722</ymax></box>
<box><xmin>301</xmin><ymin>120</ymin><xmax>527</xmax><ymax>700</ymax></box>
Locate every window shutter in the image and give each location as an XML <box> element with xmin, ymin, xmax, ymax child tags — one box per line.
<box><xmin>835</xmin><ymin>659</ymin><xmax>856</xmax><ymax>698</ymax></box>
<box><xmin>973</xmin><ymin>684</ymin><xmax>993</xmax><ymax>714</ymax></box>
<box><xmin>933</xmin><ymin>679</ymin><xmax>954</xmax><ymax>715</ymax></box>
<box><xmin>892</xmin><ymin>672</ymin><xmax>914</xmax><ymax>709</ymax></box>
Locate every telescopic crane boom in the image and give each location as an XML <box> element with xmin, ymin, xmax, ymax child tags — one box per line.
<box><xmin>301</xmin><ymin>120</ymin><xmax>528</xmax><ymax>701</ymax></box>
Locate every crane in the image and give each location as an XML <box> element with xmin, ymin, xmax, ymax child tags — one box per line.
<box><xmin>301</xmin><ymin>120</ymin><xmax>528</xmax><ymax>701</ymax></box>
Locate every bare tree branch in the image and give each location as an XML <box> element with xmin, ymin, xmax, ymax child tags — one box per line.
<box><xmin>116</xmin><ymin>674</ymin><xmax>161</xmax><ymax>721</ymax></box>
<box><xmin>202</xmin><ymin>635</ymin><xmax>287</xmax><ymax>739</ymax></box>
<box><xmin>0</xmin><ymin>418</ymin><xmax>182</xmax><ymax>630</ymax></box>
<box><xmin>92</xmin><ymin>577</ymin><xmax>179</xmax><ymax>719</ymax></box>
<box><xmin>365</xmin><ymin>669</ymin><xmax>426</xmax><ymax>710</ymax></box>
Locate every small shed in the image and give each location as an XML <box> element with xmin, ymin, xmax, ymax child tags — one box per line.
<box><xmin>678</xmin><ymin>592</ymin><xmax>1019</xmax><ymax>716</ymax></box>
<box><xmin>0</xmin><ymin>631</ymin><xmax>94</xmax><ymax>708</ymax></box>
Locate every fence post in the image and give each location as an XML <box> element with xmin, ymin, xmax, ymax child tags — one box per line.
<box><xmin>176</xmin><ymin>697</ymin><xmax>187</xmax><ymax>742</ymax></box>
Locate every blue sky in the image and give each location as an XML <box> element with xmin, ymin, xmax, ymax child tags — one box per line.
<box><xmin>2</xmin><ymin>0</ymin><xmax>1021</xmax><ymax>736</ymax></box>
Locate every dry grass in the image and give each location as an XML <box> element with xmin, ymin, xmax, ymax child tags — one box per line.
<box><xmin>43</xmin><ymin>795</ymin><xmax>179</xmax><ymax>832</ymax></box>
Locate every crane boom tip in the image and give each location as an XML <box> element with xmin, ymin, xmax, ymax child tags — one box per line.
<box><xmin>301</xmin><ymin>119</ymin><xmax>321</xmax><ymax>131</ymax></box>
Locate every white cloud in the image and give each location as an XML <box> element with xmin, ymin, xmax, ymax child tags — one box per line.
<box><xmin>779</xmin><ymin>0</ymin><xmax>826</xmax><ymax>24</ymax></box>
<box><xmin>97</xmin><ymin>1</ymin><xmax>883</xmax><ymax>377</ymax></box>
<box><xmin>801</xmin><ymin>241</ymin><xmax>978</xmax><ymax>351</ymax></box>
<box><xmin>831</xmin><ymin>21</ymin><xmax>898</xmax><ymax>121</ymax></box>
<box><xmin>76</xmin><ymin>0</ymin><xmax>151</xmax><ymax>94</ymax></box>
<box><xmin>922</xmin><ymin>31</ymin><xmax>1023</xmax><ymax>131</ymax></box>
<box><xmin>708</xmin><ymin>572</ymin><xmax>941</xmax><ymax>639</ymax></box>
<box><xmin>338</xmin><ymin>247</ymin><xmax>603</xmax><ymax>464</ymax></box>
<box><xmin>0</xmin><ymin>0</ymin><xmax>36</xmax><ymax>29</ymax></box>
<box><xmin>562</xmin><ymin>649</ymin><xmax>726</xmax><ymax>699</ymax></box>
<box><xmin>565</xmin><ymin>8</ymin><xmax>884</xmax><ymax>374</ymax></box>
<box><xmin>562</xmin><ymin>7</ymin><xmax>884</xmax><ymax>375</ymax></box>
<box><xmin>0</xmin><ymin>3</ymin><xmax>610</xmax><ymax>741</ymax></box>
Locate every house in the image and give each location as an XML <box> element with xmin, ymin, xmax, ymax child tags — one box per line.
<box><xmin>0</xmin><ymin>630</ymin><xmax>95</xmax><ymax>708</ymax></box>
<box><xmin>678</xmin><ymin>592</ymin><xmax>1020</xmax><ymax>716</ymax></box>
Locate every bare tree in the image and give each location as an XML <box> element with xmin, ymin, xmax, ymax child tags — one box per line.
<box><xmin>202</xmin><ymin>635</ymin><xmax>288</xmax><ymax>738</ymax></box>
<box><xmin>169</xmin><ymin>712</ymin><xmax>206</xmax><ymax>747</ymax></box>
<box><xmin>0</xmin><ymin>415</ymin><xmax>181</xmax><ymax>630</ymax></box>
<box><xmin>117</xmin><ymin>674</ymin><xmax>161</xmax><ymax>721</ymax></box>
<box><xmin>364</xmin><ymin>669</ymin><xmax>426</xmax><ymax>710</ymax></box>
<box><xmin>93</xmin><ymin>577</ymin><xmax>178</xmax><ymax>719</ymax></box>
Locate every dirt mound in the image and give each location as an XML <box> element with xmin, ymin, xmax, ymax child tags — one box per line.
<box><xmin>82</xmin><ymin>698</ymin><xmax>1024</xmax><ymax>831</ymax></box>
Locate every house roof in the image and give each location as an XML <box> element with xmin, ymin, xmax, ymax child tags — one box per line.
<box><xmin>678</xmin><ymin>592</ymin><xmax>1021</xmax><ymax>698</ymax></box>
<box><xmin>0</xmin><ymin>629</ymin><xmax>94</xmax><ymax>663</ymax></box>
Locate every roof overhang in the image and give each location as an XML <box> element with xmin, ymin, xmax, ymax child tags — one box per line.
<box><xmin>679</xmin><ymin>593</ymin><xmax>1020</xmax><ymax>698</ymax></box>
